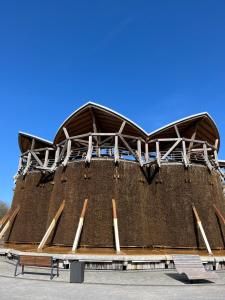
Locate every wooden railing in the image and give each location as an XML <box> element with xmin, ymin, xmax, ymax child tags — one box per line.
<box><xmin>14</xmin><ymin>130</ymin><xmax>220</xmax><ymax>180</ymax></box>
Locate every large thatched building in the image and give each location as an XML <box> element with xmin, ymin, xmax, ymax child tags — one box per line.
<box><xmin>1</xmin><ymin>102</ymin><xmax>225</xmax><ymax>253</ymax></box>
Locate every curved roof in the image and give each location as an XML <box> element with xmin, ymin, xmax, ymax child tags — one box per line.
<box><xmin>54</xmin><ymin>102</ymin><xmax>148</xmax><ymax>144</ymax></box>
<box><xmin>19</xmin><ymin>132</ymin><xmax>53</xmax><ymax>153</ymax></box>
<box><xmin>149</xmin><ymin>112</ymin><xmax>220</xmax><ymax>149</ymax></box>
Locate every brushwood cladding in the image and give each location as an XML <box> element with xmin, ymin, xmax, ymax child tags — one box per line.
<box><xmin>5</xmin><ymin>160</ymin><xmax>225</xmax><ymax>249</ymax></box>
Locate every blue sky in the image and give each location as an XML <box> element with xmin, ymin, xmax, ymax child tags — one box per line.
<box><xmin>0</xmin><ymin>0</ymin><xmax>225</xmax><ymax>205</ymax></box>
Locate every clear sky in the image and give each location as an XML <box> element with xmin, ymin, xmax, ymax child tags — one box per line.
<box><xmin>0</xmin><ymin>0</ymin><xmax>225</xmax><ymax>205</ymax></box>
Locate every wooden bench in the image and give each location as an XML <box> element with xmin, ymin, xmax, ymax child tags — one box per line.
<box><xmin>172</xmin><ymin>254</ymin><xmax>218</xmax><ymax>282</ymax></box>
<box><xmin>14</xmin><ymin>255</ymin><xmax>59</xmax><ymax>280</ymax></box>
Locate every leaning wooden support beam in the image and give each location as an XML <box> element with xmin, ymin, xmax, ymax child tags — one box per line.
<box><xmin>0</xmin><ymin>209</ymin><xmax>12</xmax><ymax>230</ymax></box>
<box><xmin>118</xmin><ymin>121</ymin><xmax>126</xmax><ymax>134</ymax></box>
<box><xmin>174</xmin><ymin>125</ymin><xmax>181</xmax><ymax>138</ymax></box>
<box><xmin>112</xmin><ymin>199</ymin><xmax>120</xmax><ymax>254</ymax></box>
<box><xmin>38</xmin><ymin>201</ymin><xmax>65</xmax><ymax>251</ymax></box>
<box><xmin>213</xmin><ymin>204</ymin><xmax>225</xmax><ymax>225</ymax></box>
<box><xmin>72</xmin><ymin>199</ymin><xmax>88</xmax><ymax>252</ymax></box>
<box><xmin>192</xmin><ymin>205</ymin><xmax>213</xmax><ymax>255</ymax></box>
<box><xmin>214</xmin><ymin>139</ymin><xmax>219</xmax><ymax>167</ymax></box>
<box><xmin>0</xmin><ymin>206</ymin><xmax>20</xmax><ymax>239</ymax></box>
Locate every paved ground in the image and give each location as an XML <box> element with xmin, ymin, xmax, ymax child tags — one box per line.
<box><xmin>0</xmin><ymin>257</ymin><xmax>225</xmax><ymax>300</ymax></box>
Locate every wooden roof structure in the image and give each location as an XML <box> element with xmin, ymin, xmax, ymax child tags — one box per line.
<box><xmin>18</xmin><ymin>132</ymin><xmax>53</xmax><ymax>153</ymax></box>
<box><xmin>149</xmin><ymin>112</ymin><xmax>220</xmax><ymax>150</ymax></box>
<box><xmin>18</xmin><ymin>104</ymin><xmax>220</xmax><ymax>154</ymax></box>
<box><xmin>54</xmin><ymin>102</ymin><xmax>148</xmax><ymax>144</ymax></box>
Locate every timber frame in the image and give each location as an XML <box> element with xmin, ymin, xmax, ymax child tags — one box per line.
<box><xmin>14</xmin><ymin>103</ymin><xmax>223</xmax><ymax>180</ymax></box>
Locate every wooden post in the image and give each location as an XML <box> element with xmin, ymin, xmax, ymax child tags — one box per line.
<box><xmin>192</xmin><ymin>205</ymin><xmax>213</xmax><ymax>255</ymax></box>
<box><xmin>72</xmin><ymin>199</ymin><xmax>88</xmax><ymax>252</ymax></box>
<box><xmin>112</xmin><ymin>199</ymin><xmax>120</xmax><ymax>254</ymax></box>
<box><xmin>38</xmin><ymin>201</ymin><xmax>65</xmax><ymax>251</ymax></box>
<box><xmin>51</xmin><ymin>146</ymin><xmax>60</xmax><ymax>171</ymax></box>
<box><xmin>23</xmin><ymin>152</ymin><xmax>32</xmax><ymax>175</ymax></box>
<box><xmin>203</xmin><ymin>143</ymin><xmax>212</xmax><ymax>171</ymax></box>
<box><xmin>44</xmin><ymin>149</ymin><xmax>49</xmax><ymax>168</ymax></box>
<box><xmin>214</xmin><ymin>139</ymin><xmax>219</xmax><ymax>167</ymax></box>
<box><xmin>213</xmin><ymin>204</ymin><xmax>225</xmax><ymax>225</ymax></box>
<box><xmin>0</xmin><ymin>206</ymin><xmax>20</xmax><ymax>239</ymax></box>
<box><xmin>86</xmin><ymin>135</ymin><xmax>93</xmax><ymax>163</ymax></box>
<box><xmin>114</xmin><ymin>135</ymin><xmax>119</xmax><ymax>163</ymax></box>
<box><xmin>145</xmin><ymin>143</ymin><xmax>149</xmax><ymax>164</ymax></box>
<box><xmin>182</xmin><ymin>139</ymin><xmax>188</xmax><ymax>167</ymax></box>
<box><xmin>156</xmin><ymin>141</ymin><xmax>161</xmax><ymax>167</ymax></box>
<box><xmin>137</xmin><ymin>140</ymin><xmax>143</xmax><ymax>166</ymax></box>
<box><xmin>62</xmin><ymin>139</ymin><xmax>71</xmax><ymax>166</ymax></box>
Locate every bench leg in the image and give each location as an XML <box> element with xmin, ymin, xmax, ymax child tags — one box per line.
<box><xmin>50</xmin><ymin>267</ymin><xmax>53</xmax><ymax>280</ymax></box>
<box><xmin>14</xmin><ymin>261</ymin><xmax>19</xmax><ymax>277</ymax></box>
<box><xmin>57</xmin><ymin>261</ymin><xmax>59</xmax><ymax>277</ymax></box>
<box><xmin>22</xmin><ymin>265</ymin><xmax>24</xmax><ymax>275</ymax></box>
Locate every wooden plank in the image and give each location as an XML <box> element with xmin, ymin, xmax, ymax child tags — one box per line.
<box><xmin>192</xmin><ymin>205</ymin><xmax>213</xmax><ymax>255</ymax></box>
<box><xmin>38</xmin><ymin>201</ymin><xmax>65</xmax><ymax>251</ymax></box>
<box><xmin>0</xmin><ymin>206</ymin><xmax>20</xmax><ymax>239</ymax></box>
<box><xmin>112</xmin><ymin>199</ymin><xmax>120</xmax><ymax>254</ymax></box>
<box><xmin>72</xmin><ymin>199</ymin><xmax>88</xmax><ymax>252</ymax></box>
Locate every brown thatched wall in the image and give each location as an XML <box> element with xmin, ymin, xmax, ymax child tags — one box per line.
<box><xmin>5</xmin><ymin>172</ymin><xmax>53</xmax><ymax>243</ymax></box>
<box><xmin>5</xmin><ymin>160</ymin><xmax>225</xmax><ymax>249</ymax></box>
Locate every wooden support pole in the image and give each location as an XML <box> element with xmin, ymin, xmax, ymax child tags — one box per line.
<box><xmin>174</xmin><ymin>125</ymin><xmax>181</xmax><ymax>138</ymax></box>
<box><xmin>63</xmin><ymin>127</ymin><xmax>70</xmax><ymax>139</ymax></box>
<box><xmin>192</xmin><ymin>205</ymin><xmax>213</xmax><ymax>255</ymax></box>
<box><xmin>118</xmin><ymin>121</ymin><xmax>126</xmax><ymax>134</ymax></box>
<box><xmin>44</xmin><ymin>149</ymin><xmax>49</xmax><ymax>168</ymax></box>
<box><xmin>137</xmin><ymin>140</ymin><xmax>143</xmax><ymax>166</ymax></box>
<box><xmin>0</xmin><ymin>206</ymin><xmax>20</xmax><ymax>239</ymax></box>
<box><xmin>145</xmin><ymin>143</ymin><xmax>149</xmax><ymax>163</ymax></box>
<box><xmin>112</xmin><ymin>199</ymin><xmax>120</xmax><ymax>254</ymax></box>
<box><xmin>31</xmin><ymin>151</ymin><xmax>43</xmax><ymax>167</ymax></box>
<box><xmin>23</xmin><ymin>152</ymin><xmax>32</xmax><ymax>175</ymax></box>
<box><xmin>51</xmin><ymin>146</ymin><xmax>60</xmax><ymax>171</ymax></box>
<box><xmin>0</xmin><ymin>209</ymin><xmax>12</xmax><ymax>230</ymax></box>
<box><xmin>38</xmin><ymin>201</ymin><xmax>65</xmax><ymax>251</ymax></box>
<box><xmin>156</xmin><ymin>141</ymin><xmax>161</xmax><ymax>167</ymax></box>
<box><xmin>182</xmin><ymin>139</ymin><xmax>188</xmax><ymax>167</ymax></box>
<box><xmin>114</xmin><ymin>135</ymin><xmax>119</xmax><ymax>163</ymax></box>
<box><xmin>214</xmin><ymin>139</ymin><xmax>219</xmax><ymax>167</ymax></box>
<box><xmin>162</xmin><ymin>138</ymin><xmax>181</xmax><ymax>160</ymax></box>
<box><xmin>203</xmin><ymin>143</ymin><xmax>213</xmax><ymax>171</ymax></box>
<box><xmin>72</xmin><ymin>199</ymin><xmax>88</xmax><ymax>252</ymax></box>
<box><xmin>62</xmin><ymin>139</ymin><xmax>71</xmax><ymax>166</ymax></box>
<box><xmin>86</xmin><ymin>135</ymin><xmax>93</xmax><ymax>163</ymax></box>
<box><xmin>213</xmin><ymin>204</ymin><xmax>225</xmax><ymax>225</ymax></box>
